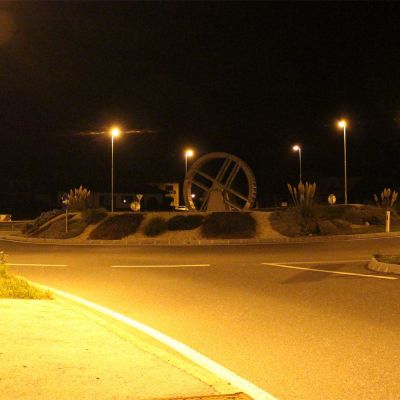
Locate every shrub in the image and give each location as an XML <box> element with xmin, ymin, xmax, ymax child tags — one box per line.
<box><xmin>343</xmin><ymin>205</ymin><xmax>386</xmax><ymax>225</ymax></box>
<box><xmin>271</xmin><ymin>208</ymin><xmax>353</xmax><ymax>237</ymax></box>
<box><xmin>201</xmin><ymin>212</ymin><xmax>256</xmax><ymax>239</ymax></box>
<box><xmin>167</xmin><ymin>215</ymin><xmax>204</xmax><ymax>231</ymax></box>
<box><xmin>82</xmin><ymin>208</ymin><xmax>107</xmax><ymax>224</ymax></box>
<box><xmin>143</xmin><ymin>217</ymin><xmax>167</xmax><ymax>237</ymax></box>
<box><xmin>332</xmin><ymin>219</ymin><xmax>352</xmax><ymax>234</ymax></box>
<box><xmin>89</xmin><ymin>214</ymin><xmax>144</xmax><ymax>240</ymax></box>
<box><xmin>24</xmin><ymin>209</ymin><xmax>63</xmax><ymax>236</ymax></box>
<box><xmin>270</xmin><ymin>209</ymin><xmax>302</xmax><ymax>237</ymax></box>
<box><xmin>317</xmin><ymin>220</ymin><xmax>338</xmax><ymax>236</ymax></box>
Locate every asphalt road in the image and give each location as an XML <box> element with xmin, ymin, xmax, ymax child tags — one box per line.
<box><xmin>2</xmin><ymin>237</ymin><xmax>400</xmax><ymax>400</ymax></box>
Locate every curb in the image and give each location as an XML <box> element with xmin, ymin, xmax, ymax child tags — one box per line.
<box><xmin>368</xmin><ymin>256</ymin><xmax>400</xmax><ymax>275</ymax></box>
<box><xmin>2</xmin><ymin>230</ymin><xmax>400</xmax><ymax>246</ymax></box>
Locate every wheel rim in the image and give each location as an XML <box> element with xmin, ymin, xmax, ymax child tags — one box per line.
<box><xmin>183</xmin><ymin>152</ymin><xmax>257</xmax><ymax>211</ymax></box>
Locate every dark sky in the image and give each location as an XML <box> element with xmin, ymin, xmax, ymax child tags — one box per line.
<box><xmin>1</xmin><ymin>2</ymin><xmax>400</xmax><ymax>204</ymax></box>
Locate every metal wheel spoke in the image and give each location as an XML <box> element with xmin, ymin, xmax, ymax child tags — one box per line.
<box><xmin>215</xmin><ymin>158</ymin><xmax>232</xmax><ymax>183</ymax></box>
<box><xmin>194</xmin><ymin>169</ymin><xmax>218</xmax><ymax>185</ymax></box>
<box><xmin>225</xmin><ymin>162</ymin><xmax>241</xmax><ymax>188</ymax></box>
<box><xmin>225</xmin><ymin>199</ymin><xmax>242</xmax><ymax>211</ymax></box>
<box><xmin>199</xmin><ymin>196</ymin><xmax>209</xmax><ymax>211</ymax></box>
<box><xmin>191</xmin><ymin>179</ymin><xmax>210</xmax><ymax>192</ymax></box>
<box><xmin>223</xmin><ymin>185</ymin><xmax>249</xmax><ymax>203</ymax></box>
<box><xmin>199</xmin><ymin>188</ymin><xmax>212</xmax><ymax>211</ymax></box>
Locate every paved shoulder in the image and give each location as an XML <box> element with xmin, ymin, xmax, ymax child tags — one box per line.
<box><xmin>0</xmin><ymin>298</ymin><xmax>235</xmax><ymax>400</ymax></box>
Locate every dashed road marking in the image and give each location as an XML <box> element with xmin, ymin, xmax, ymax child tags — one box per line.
<box><xmin>261</xmin><ymin>262</ymin><xmax>397</xmax><ymax>280</ymax></box>
<box><xmin>111</xmin><ymin>264</ymin><xmax>211</xmax><ymax>268</ymax></box>
<box><xmin>8</xmin><ymin>263</ymin><xmax>68</xmax><ymax>267</ymax></box>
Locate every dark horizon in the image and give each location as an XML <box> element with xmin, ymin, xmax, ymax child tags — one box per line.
<box><xmin>1</xmin><ymin>2</ymin><xmax>400</xmax><ymax>213</ymax></box>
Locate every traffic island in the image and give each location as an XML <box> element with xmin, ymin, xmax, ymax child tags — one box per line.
<box><xmin>368</xmin><ymin>255</ymin><xmax>400</xmax><ymax>275</ymax></box>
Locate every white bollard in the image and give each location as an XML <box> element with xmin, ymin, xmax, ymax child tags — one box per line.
<box><xmin>386</xmin><ymin>210</ymin><xmax>391</xmax><ymax>233</ymax></box>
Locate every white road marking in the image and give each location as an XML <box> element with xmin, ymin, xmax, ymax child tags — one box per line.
<box><xmin>111</xmin><ymin>264</ymin><xmax>211</xmax><ymax>268</ymax></box>
<box><xmin>268</xmin><ymin>259</ymin><xmax>369</xmax><ymax>265</ymax></box>
<box><xmin>262</xmin><ymin>262</ymin><xmax>397</xmax><ymax>280</ymax></box>
<box><xmin>8</xmin><ymin>263</ymin><xmax>68</xmax><ymax>267</ymax></box>
<box><xmin>27</xmin><ymin>281</ymin><xmax>278</xmax><ymax>400</ymax></box>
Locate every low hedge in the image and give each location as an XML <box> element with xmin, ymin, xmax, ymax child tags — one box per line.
<box><xmin>37</xmin><ymin>218</ymin><xmax>87</xmax><ymax>239</ymax></box>
<box><xmin>201</xmin><ymin>212</ymin><xmax>256</xmax><ymax>239</ymax></box>
<box><xmin>167</xmin><ymin>215</ymin><xmax>204</xmax><ymax>231</ymax></box>
<box><xmin>89</xmin><ymin>214</ymin><xmax>144</xmax><ymax>240</ymax></box>
<box><xmin>82</xmin><ymin>208</ymin><xmax>108</xmax><ymax>224</ymax></box>
<box><xmin>143</xmin><ymin>217</ymin><xmax>167</xmax><ymax>237</ymax></box>
<box><xmin>23</xmin><ymin>209</ymin><xmax>63</xmax><ymax>236</ymax></box>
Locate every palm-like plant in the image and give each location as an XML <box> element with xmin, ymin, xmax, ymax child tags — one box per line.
<box><xmin>67</xmin><ymin>185</ymin><xmax>92</xmax><ymax>210</ymax></box>
<box><xmin>287</xmin><ymin>181</ymin><xmax>317</xmax><ymax>208</ymax></box>
<box><xmin>373</xmin><ymin>188</ymin><xmax>398</xmax><ymax>210</ymax></box>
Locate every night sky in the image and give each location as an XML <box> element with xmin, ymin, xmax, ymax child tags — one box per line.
<box><xmin>1</xmin><ymin>2</ymin><xmax>400</xmax><ymax>207</ymax></box>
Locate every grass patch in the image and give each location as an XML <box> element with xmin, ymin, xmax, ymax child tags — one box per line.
<box><xmin>0</xmin><ymin>265</ymin><xmax>51</xmax><ymax>299</ymax></box>
<box><xmin>89</xmin><ymin>214</ymin><xmax>144</xmax><ymax>240</ymax></box>
<box><xmin>201</xmin><ymin>212</ymin><xmax>256</xmax><ymax>239</ymax></box>
<box><xmin>167</xmin><ymin>215</ymin><xmax>204</xmax><ymax>231</ymax></box>
<box><xmin>143</xmin><ymin>217</ymin><xmax>168</xmax><ymax>237</ymax></box>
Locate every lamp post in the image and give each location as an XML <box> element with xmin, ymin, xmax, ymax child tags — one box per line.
<box><xmin>338</xmin><ymin>120</ymin><xmax>348</xmax><ymax>205</ymax></box>
<box><xmin>292</xmin><ymin>145</ymin><xmax>302</xmax><ymax>183</ymax></box>
<box><xmin>185</xmin><ymin>149</ymin><xmax>194</xmax><ymax>175</ymax></box>
<box><xmin>110</xmin><ymin>127</ymin><xmax>120</xmax><ymax>213</ymax></box>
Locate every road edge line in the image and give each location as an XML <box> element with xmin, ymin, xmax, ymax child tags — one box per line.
<box><xmin>28</xmin><ymin>282</ymin><xmax>278</xmax><ymax>400</ymax></box>
<box><xmin>262</xmin><ymin>262</ymin><xmax>397</xmax><ymax>280</ymax></box>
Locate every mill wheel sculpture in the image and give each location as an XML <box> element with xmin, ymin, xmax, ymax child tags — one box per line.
<box><xmin>183</xmin><ymin>152</ymin><xmax>257</xmax><ymax>211</ymax></box>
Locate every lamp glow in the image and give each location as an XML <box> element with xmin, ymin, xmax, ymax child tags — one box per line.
<box><xmin>185</xmin><ymin>149</ymin><xmax>194</xmax><ymax>158</ymax></box>
<box><xmin>111</xmin><ymin>127</ymin><xmax>120</xmax><ymax>137</ymax></box>
<box><xmin>184</xmin><ymin>149</ymin><xmax>195</xmax><ymax>175</ymax></box>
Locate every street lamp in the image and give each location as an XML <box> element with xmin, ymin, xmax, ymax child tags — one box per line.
<box><xmin>338</xmin><ymin>119</ymin><xmax>348</xmax><ymax>205</ymax></box>
<box><xmin>184</xmin><ymin>149</ymin><xmax>194</xmax><ymax>175</ymax></box>
<box><xmin>110</xmin><ymin>127</ymin><xmax>120</xmax><ymax>213</ymax></box>
<box><xmin>292</xmin><ymin>145</ymin><xmax>302</xmax><ymax>183</ymax></box>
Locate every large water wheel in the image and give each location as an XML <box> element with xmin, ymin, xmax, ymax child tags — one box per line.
<box><xmin>183</xmin><ymin>152</ymin><xmax>257</xmax><ymax>211</ymax></box>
